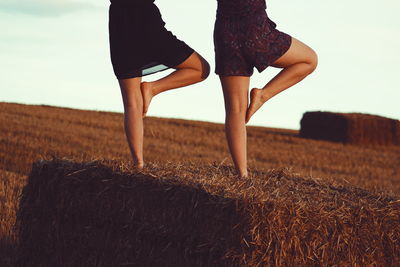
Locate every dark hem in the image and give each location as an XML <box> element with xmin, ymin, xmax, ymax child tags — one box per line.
<box><xmin>165</xmin><ymin>49</ymin><xmax>195</xmax><ymax>68</ymax></box>
<box><xmin>215</xmin><ymin>72</ymin><xmax>253</xmax><ymax>77</ymax></box>
<box><xmin>256</xmin><ymin>34</ymin><xmax>293</xmax><ymax>74</ymax></box>
<box><xmin>116</xmin><ymin>50</ymin><xmax>195</xmax><ymax>80</ymax></box>
<box><xmin>116</xmin><ymin>66</ymin><xmax>168</xmax><ymax>80</ymax></box>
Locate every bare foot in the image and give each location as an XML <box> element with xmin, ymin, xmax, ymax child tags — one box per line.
<box><xmin>135</xmin><ymin>161</ymin><xmax>144</xmax><ymax>170</ymax></box>
<box><xmin>238</xmin><ymin>169</ymin><xmax>248</xmax><ymax>179</ymax></box>
<box><xmin>246</xmin><ymin>88</ymin><xmax>265</xmax><ymax>123</ymax></box>
<box><xmin>141</xmin><ymin>82</ymin><xmax>154</xmax><ymax>118</ymax></box>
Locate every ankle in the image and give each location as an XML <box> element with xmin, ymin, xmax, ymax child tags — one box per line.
<box><xmin>136</xmin><ymin>162</ymin><xmax>144</xmax><ymax>170</ymax></box>
<box><xmin>238</xmin><ymin>169</ymin><xmax>248</xmax><ymax>178</ymax></box>
<box><xmin>260</xmin><ymin>90</ymin><xmax>273</xmax><ymax>102</ymax></box>
<box><xmin>148</xmin><ymin>81</ymin><xmax>161</xmax><ymax>96</ymax></box>
<box><xmin>133</xmin><ymin>158</ymin><xmax>144</xmax><ymax>169</ymax></box>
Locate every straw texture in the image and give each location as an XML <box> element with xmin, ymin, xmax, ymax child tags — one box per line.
<box><xmin>0</xmin><ymin>170</ymin><xmax>25</xmax><ymax>267</ymax></box>
<box><xmin>16</xmin><ymin>159</ymin><xmax>400</xmax><ymax>266</ymax></box>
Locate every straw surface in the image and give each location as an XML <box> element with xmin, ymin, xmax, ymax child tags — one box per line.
<box><xmin>16</xmin><ymin>159</ymin><xmax>400</xmax><ymax>266</ymax></box>
<box><xmin>2</xmin><ymin>102</ymin><xmax>400</xmax><ymax>196</ymax></box>
<box><xmin>0</xmin><ymin>170</ymin><xmax>26</xmax><ymax>267</ymax></box>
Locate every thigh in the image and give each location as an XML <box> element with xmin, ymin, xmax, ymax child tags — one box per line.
<box><xmin>175</xmin><ymin>52</ymin><xmax>210</xmax><ymax>78</ymax></box>
<box><xmin>219</xmin><ymin>76</ymin><xmax>250</xmax><ymax>112</ymax></box>
<box><xmin>271</xmin><ymin>37</ymin><xmax>317</xmax><ymax>68</ymax></box>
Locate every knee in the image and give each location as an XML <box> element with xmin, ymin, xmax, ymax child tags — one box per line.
<box><xmin>190</xmin><ymin>53</ymin><xmax>210</xmax><ymax>81</ymax></box>
<box><xmin>124</xmin><ymin>105</ymin><xmax>142</xmax><ymax>116</ymax></box>
<box><xmin>198</xmin><ymin>58</ymin><xmax>210</xmax><ymax>81</ymax></box>
<box><xmin>226</xmin><ymin>103</ymin><xmax>247</xmax><ymax>117</ymax></box>
<box><xmin>305</xmin><ymin>50</ymin><xmax>318</xmax><ymax>74</ymax></box>
<box><xmin>123</xmin><ymin>98</ymin><xmax>143</xmax><ymax>112</ymax></box>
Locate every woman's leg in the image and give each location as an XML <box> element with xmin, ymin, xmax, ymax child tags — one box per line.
<box><xmin>141</xmin><ymin>52</ymin><xmax>210</xmax><ymax>116</ymax></box>
<box><xmin>246</xmin><ymin>37</ymin><xmax>318</xmax><ymax>123</ymax></box>
<box><xmin>119</xmin><ymin>77</ymin><xmax>145</xmax><ymax>169</ymax></box>
<box><xmin>220</xmin><ymin>76</ymin><xmax>250</xmax><ymax>178</ymax></box>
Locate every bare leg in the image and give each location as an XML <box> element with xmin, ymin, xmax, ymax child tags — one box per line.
<box><xmin>119</xmin><ymin>78</ymin><xmax>145</xmax><ymax>169</ymax></box>
<box><xmin>246</xmin><ymin>37</ymin><xmax>318</xmax><ymax>123</ymax></box>
<box><xmin>142</xmin><ymin>52</ymin><xmax>210</xmax><ymax>116</ymax></box>
<box><xmin>220</xmin><ymin>76</ymin><xmax>250</xmax><ymax>178</ymax></box>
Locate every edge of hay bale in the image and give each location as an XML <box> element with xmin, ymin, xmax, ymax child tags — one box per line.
<box><xmin>15</xmin><ymin>159</ymin><xmax>400</xmax><ymax>266</ymax></box>
<box><xmin>16</xmin><ymin>160</ymin><xmax>248</xmax><ymax>267</ymax></box>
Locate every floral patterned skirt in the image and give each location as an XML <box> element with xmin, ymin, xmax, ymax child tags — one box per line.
<box><xmin>214</xmin><ymin>9</ymin><xmax>292</xmax><ymax>76</ymax></box>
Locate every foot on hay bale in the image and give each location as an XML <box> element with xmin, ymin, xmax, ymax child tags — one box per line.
<box><xmin>15</xmin><ymin>160</ymin><xmax>400</xmax><ymax>266</ymax></box>
<box><xmin>300</xmin><ymin>111</ymin><xmax>400</xmax><ymax>146</ymax></box>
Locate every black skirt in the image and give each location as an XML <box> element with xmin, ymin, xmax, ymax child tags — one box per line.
<box><xmin>109</xmin><ymin>0</ymin><xmax>194</xmax><ymax>79</ymax></box>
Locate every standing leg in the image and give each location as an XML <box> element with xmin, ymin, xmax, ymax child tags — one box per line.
<box><xmin>141</xmin><ymin>52</ymin><xmax>210</xmax><ymax>116</ymax></box>
<box><xmin>220</xmin><ymin>76</ymin><xmax>250</xmax><ymax>178</ymax></box>
<box><xmin>246</xmin><ymin>37</ymin><xmax>318</xmax><ymax>123</ymax></box>
<box><xmin>119</xmin><ymin>77</ymin><xmax>145</xmax><ymax>169</ymax></box>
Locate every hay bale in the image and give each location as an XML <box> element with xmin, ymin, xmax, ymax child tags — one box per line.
<box><xmin>300</xmin><ymin>111</ymin><xmax>400</xmax><ymax>145</ymax></box>
<box><xmin>16</xmin><ymin>160</ymin><xmax>400</xmax><ymax>266</ymax></box>
<box><xmin>1</xmin><ymin>169</ymin><xmax>26</xmax><ymax>267</ymax></box>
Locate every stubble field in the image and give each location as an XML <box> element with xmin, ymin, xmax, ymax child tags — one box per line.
<box><xmin>1</xmin><ymin>102</ymin><xmax>399</xmax><ymax>266</ymax></box>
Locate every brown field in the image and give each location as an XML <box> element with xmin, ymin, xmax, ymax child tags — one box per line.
<box><xmin>1</xmin><ymin>102</ymin><xmax>400</xmax><ymax>266</ymax></box>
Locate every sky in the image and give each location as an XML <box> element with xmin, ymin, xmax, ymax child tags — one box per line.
<box><xmin>0</xmin><ymin>0</ymin><xmax>399</xmax><ymax>130</ymax></box>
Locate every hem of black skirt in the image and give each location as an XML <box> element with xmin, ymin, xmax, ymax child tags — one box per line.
<box><xmin>115</xmin><ymin>49</ymin><xmax>195</xmax><ymax>80</ymax></box>
<box><xmin>215</xmin><ymin>71</ymin><xmax>253</xmax><ymax>77</ymax></box>
<box><xmin>116</xmin><ymin>66</ymin><xmax>168</xmax><ymax>80</ymax></box>
<box><xmin>164</xmin><ymin>48</ymin><xmax>195</xmax><ymax>68</ymax></box>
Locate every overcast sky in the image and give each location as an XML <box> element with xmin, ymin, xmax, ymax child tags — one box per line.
<box><xmin>1</xmin><ymin>0</ymin><xmax>399</xmax><ymax>129</ymax></box>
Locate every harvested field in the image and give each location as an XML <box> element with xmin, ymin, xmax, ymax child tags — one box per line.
<box><xmin>16</xmin><ymin>159</ymin><xmax>400</xmax><ymax>266</ymax></box>
<box><xmin>1</xmin><ymin>102</ymin><xmax>399</xmax><ymax>196</ymax></box>
<box><xmin>300</xmin><ymin>111</ymin><xmax>400</xmax><ymax>146</ymax></box>
<box><xmin>1</xmin><ymin>102</ymin><xmax>400</xmax><ymax>266</ymax></box>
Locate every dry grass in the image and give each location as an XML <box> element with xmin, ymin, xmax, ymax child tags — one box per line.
<box><xmin>1</xmin><ymin>102</ymin><xmax>399</xmax><ymax>196</ymax></box>
<box><xmin>16</xmin><ymin>159</ymin><xmax>400</xmax><ymax>266</ymax></box>
<box><xmin>0</xmin><ymin>170</ymin><xmax>26</xmax><ymax>267</ymax></box>
<box><xmin>1</xmin><ymin>102</ymin><xmax>400</xmax><ymax>266</ymax></box>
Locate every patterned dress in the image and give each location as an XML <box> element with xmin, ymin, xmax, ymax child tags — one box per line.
<box><xmin>214</xmin><ymin>0</ymin><xmax>292</xmax><ymax>76</ymax></box>
<box><xmin>109</xmin><ymin>0</ymin><xmax>194</xmax><ymax>79</ymax></box>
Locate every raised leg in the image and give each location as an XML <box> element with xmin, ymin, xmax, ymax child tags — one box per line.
<box><xmin>220</xmin><ymin>76</ymin><xmax>250</xmax><ymax>178</ymax></box>
<box><xmin>119</xmin><ymin>77</ymin><xmax>145</xmax><ymax>169</ymax></box>
<box><xmin>246</xmin><ymin>37</ymin><xmax>318</xmax><ymax>123</ymax></box>
<box><xmin>141</xmin><ymin>52</ymin><xmax>210</xmax><ymax>116</ymax></box>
